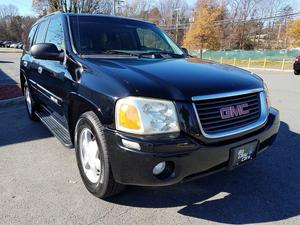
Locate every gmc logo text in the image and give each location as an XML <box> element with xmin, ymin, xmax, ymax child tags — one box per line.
<box><xmin>220</xmin><ymin>103</ymin><xmax>250</xmax><ymax>119</ymax></box>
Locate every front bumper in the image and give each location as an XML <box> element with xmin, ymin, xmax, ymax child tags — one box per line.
<box><xmin>105</xmin><ymin>107</ymin><xmax>280</xmax><ymax>186</ymax></box>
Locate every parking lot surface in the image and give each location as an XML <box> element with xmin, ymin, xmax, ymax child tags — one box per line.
<box><xmin>0</xmin><ymin>49</ymin><xmax>21</xmax><ymax>85</ymax></box>
<box><xmin>0</xmin><ymin>51</ymin><xmax>300</xmax><ymax>225</ymax></box>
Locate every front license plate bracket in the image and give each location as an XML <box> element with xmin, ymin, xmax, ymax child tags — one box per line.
<box><xmin>228</xmin><ymin>141</ymin><xmax>258</xmax><ymax>170</ymax></box>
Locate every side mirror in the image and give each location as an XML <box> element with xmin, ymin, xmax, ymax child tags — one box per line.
<box><xmin>30</xmin><ymin>43</ymin><xmax>64</xmax><ymax>62</ymax></box>
<box><xmin>181</xmin><ymin>47</ymin><xmax>189</xmax><ymax>56</ymax></box>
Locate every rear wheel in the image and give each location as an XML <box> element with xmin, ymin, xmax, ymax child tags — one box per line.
<box><xmin>294</xmin><ymin>70</ymin><xmax>300</xmax><ymax>75</ymax></box>
<box><xmin>75</xmin><ymin>111</ymin><xmax>125</xmax><ymax>199</ymax></box>
<box><xmin>24</xmin><ymin>80</ymin><xmax>38</xmax><ymax>121</ymax></box>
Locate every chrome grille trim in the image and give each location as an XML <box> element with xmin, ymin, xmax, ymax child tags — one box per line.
<box><xmin>191</xmin><ymin>88</ymin><xmax>264</xmax><ymax>101</ymax></box>
<box><xmin>192</xmin><ymin>88</ymin><xmax>268</xmax><ymax>139</ymax></box>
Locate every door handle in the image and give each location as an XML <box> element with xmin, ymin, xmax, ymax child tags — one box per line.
<box><xmin>23</xmin><ymin>61</ymin><xmax>28</xmax><ymax>67</ymax></box>
<box><xmin>38</xmin><ymin>66</ymin><xmax>43</xmax><ymax>74</ymax></box>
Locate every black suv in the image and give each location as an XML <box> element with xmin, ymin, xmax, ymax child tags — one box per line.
<box><xmin>20</xmin><ymin>12</ymin><xmax>280</xmax><ymax>198</ymax></box>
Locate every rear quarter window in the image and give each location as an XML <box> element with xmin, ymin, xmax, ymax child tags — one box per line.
<box><xmin>34</xmin><ymin>20</ymin><xmax>48</xmax><ymax>44</ymax></box>
<box><xmin>25</xmin><ymin>25</ymin><xmax>37</xmax><ymax>51</ymax></box>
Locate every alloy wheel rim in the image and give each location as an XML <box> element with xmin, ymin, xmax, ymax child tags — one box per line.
<box><xmin>79</xmin><ymin>128</ymin><xmax>101</xmax><ymax>183</ymax></box>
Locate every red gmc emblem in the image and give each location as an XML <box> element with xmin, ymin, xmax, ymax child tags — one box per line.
<box><xmin>220</xmin><ymin>103</ymin><xmax>250</xmax><ymax>119</ymax></box>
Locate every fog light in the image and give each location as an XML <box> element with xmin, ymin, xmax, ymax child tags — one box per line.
<box><xmin>153</xmin><ymin>162</ymin><xmax>166</xmax><ymax>175</ymax></box>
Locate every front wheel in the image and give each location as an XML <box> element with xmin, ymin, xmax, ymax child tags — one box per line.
<box><xmin>294</xmin><ymin>70</ymin><xmax>300</xmax><ymax>75</ymax></box>
<box><xmin>75</xmin><ymin>111</ymin><xmax>125</xmax><ymax>199</ymax></box>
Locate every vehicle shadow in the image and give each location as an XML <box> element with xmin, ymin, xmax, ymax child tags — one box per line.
<box><xmin>0</xmin><ymin>68</ymin><xmax>18</xmax><ymax>85</ymax></box>
<box><xmin>0</xmin><ymin>106</ymin><xmax>52</xmax><ymax>147</ymax></box>
<box><xmin>0</xmin><ymin>68</ymin><xmax>22</xmax><ymax>100</ymax></box>
<box><xmin>108</xmin><ymin>121</ymin><xmax>300</xmax><ymax>224</ymax></box>
<box><xmin>0</xmin><ymin>60</ymin><xmax>13</xmax><ymax>64</ymax></box>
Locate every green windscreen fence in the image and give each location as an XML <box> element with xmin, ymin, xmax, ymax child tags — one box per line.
<box><xmin>191</xmin><ymin>49</ymin><xmax>300</xmax><ymax>61</ymax></box>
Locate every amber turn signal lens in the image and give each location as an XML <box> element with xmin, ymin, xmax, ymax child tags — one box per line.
<box><xmin>119</xmin><ymin>104</ymin><xmax>141</xmax><ymax>130</ymax></box>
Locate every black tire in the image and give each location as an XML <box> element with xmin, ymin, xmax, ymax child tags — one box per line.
<box><xmin>23</xmin><ymin>80</ymin><xmax>39</xmax><ymax>121</ymax></box>
<box><xmin>75</xmin><ymin>111</ymin><xmax>125</xmax><ymax>199</ymax></box>
<box><xmin>294</xmin><ymin>70</ymin><xmax>300</xmax><ymax>75</ymax></box>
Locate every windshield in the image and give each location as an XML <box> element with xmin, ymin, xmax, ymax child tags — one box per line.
<box><xmin>69</xmin><ymin>15</ymin><xmax>184</xmax><ymax>57</ymax></box>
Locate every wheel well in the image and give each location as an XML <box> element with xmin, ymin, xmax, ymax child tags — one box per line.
<box><xmin>68</xmin><ymin>98</ymin><xmax>98</xmax><ymax>143</ymax></box>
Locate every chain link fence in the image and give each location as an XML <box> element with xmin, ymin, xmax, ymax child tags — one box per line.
<box><xmin>190</xmin><ymin>49</ymin><xmax>299</xmax><ymax>70</ymax></box>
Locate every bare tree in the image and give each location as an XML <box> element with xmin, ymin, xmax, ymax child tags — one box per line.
<box><xmin>0</xmin><ymin>4</ymin><xmax>19</xmax><ymax>18</ymax></box>
<box><xmin>21</xmin><ymin>16</ymin><xmax>37</xmax><ymax>42</ymax></box>
<box><xmin>225</xmin><ymin>0</ymin><xmax>261</xmax><ymax>49</ymax></box>
<box><xmin>0</xmin><ymin>4</ymin><xmax>36</xmax><ymax>42</ymax></box>
<box><xmin>157</xmin><ymin>0</ymin><xmax>188</xmax><ymax>26</ymax></box>
<box><xmin>0</xmin><ymin>4</ymin><xmax>20</xmax><ymax>40</ymax></box>
<box><xmin>266</xmin><ymin>0</ymin><xmax>294</xmax><ymax>49</ymax></box>
<box><xmin>77</xmin><ymin>0</ymin><xmax>113</xmax><ymax>14</ymax></box>
<box><xmin>32</xmin><ymin>0</ymin><xmax>113</xmax><ymax>15</ymax></box>
<box><xmin>119</xmin><ymin>0</ymin><xmax>152</xmax><ymax>18</ymax></box>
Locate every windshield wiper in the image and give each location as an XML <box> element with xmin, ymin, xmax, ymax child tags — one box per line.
<box><xmin>138</xmin><ymin>51</ymin><xmax>185</xmax><ymax>58</ymax></box>
<box><xmin>82</xmin><ymin>50</ymin><xmax>139</xmax><ymax>57</ymax></box>
<box><xmin>81</xmin><ymin>50</ymin><xmax>185</xmax><ymax>58</ymax></box>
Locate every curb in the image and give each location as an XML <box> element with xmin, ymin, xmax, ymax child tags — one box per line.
<box><xmin>0</xmin><ymin>51</ymin><xmax>22</xmax><ymax>53</ymax></box>
<box><xmin>0</xmin><ymin>96</ymin><xmax>24</xmax><ymax>109</ymax></box>
<box><xmin>240</xmin><ymin>67</ymin><xmax>293</xmax><ymax>72</ymax></box>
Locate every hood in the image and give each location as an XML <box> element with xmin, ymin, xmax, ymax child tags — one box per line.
<box><xmin>84</xmin><ymin>57</ymin><xmax>263</xmax><ymax>101</ymax></box>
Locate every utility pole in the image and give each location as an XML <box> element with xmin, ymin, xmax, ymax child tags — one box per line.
<box><xmin>174</xmin><ymin>8</ymin><xmax>181</xmax><ymax>44</ymax></box>
<box><xmin>113</xmin><ymin>0</ymin><xmax>124</xmax><ymax>16</ymax></box>
<box><xmin>276</xmin><ymin>22</ymin><xmax>282</xmax><ymax>49</ymax></box>
<box><xmin>199</xmin><ymin>35</ymin><xmax>207</xmax><ymax>59</ymax></box>
<box><xmin>113</xmin><ymin>0</ymin><xmax>116</xmax><ymax>15</ymax></box>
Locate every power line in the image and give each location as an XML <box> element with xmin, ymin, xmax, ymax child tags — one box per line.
<box><xmin>159</xmin><ymin>12</ymin><xmax>300</xmax><ymax>30</ymax></box>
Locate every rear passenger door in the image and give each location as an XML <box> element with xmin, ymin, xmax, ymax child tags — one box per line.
<box><xmin>27</xmin><ymin>19</ymin><xmax>49</xmax><ymax>105</ymax></box>
<box><xmin>21</xmin><ymin>23</ymin><xmax>37</xmax><ymax>88</ymax></box>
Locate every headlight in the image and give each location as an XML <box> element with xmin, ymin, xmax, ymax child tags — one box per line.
<box><xmin>115</xmin><ymin>97</ymin><xmax>180</xmax><ymax>135</ymax></box>
<box><xmin>263</xmin><ymin>82</ymin><xmax>271</xmax><ymax>109</ymax></box>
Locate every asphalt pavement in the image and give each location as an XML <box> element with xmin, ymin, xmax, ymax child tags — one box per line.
<box><xmin>0</xmin><ymin>48</ymin><xmax>22</xmax><ymax>85</ymax></box>
<box><xmin>0</xmin><ymin>51</ymin><xmax>300</xmax><ymax>225</ymax></box>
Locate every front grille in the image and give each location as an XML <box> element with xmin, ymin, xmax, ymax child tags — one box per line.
<box><xmin>194</xmin><ymin>92</ymin><xmax>261</xmax><ymax>135</ymax></box>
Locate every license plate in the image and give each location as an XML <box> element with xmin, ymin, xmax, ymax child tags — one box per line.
<box><xmin>229</xmin><ymin>141</ymin><xmax>258</xmax><ymax>169</ymax></box>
